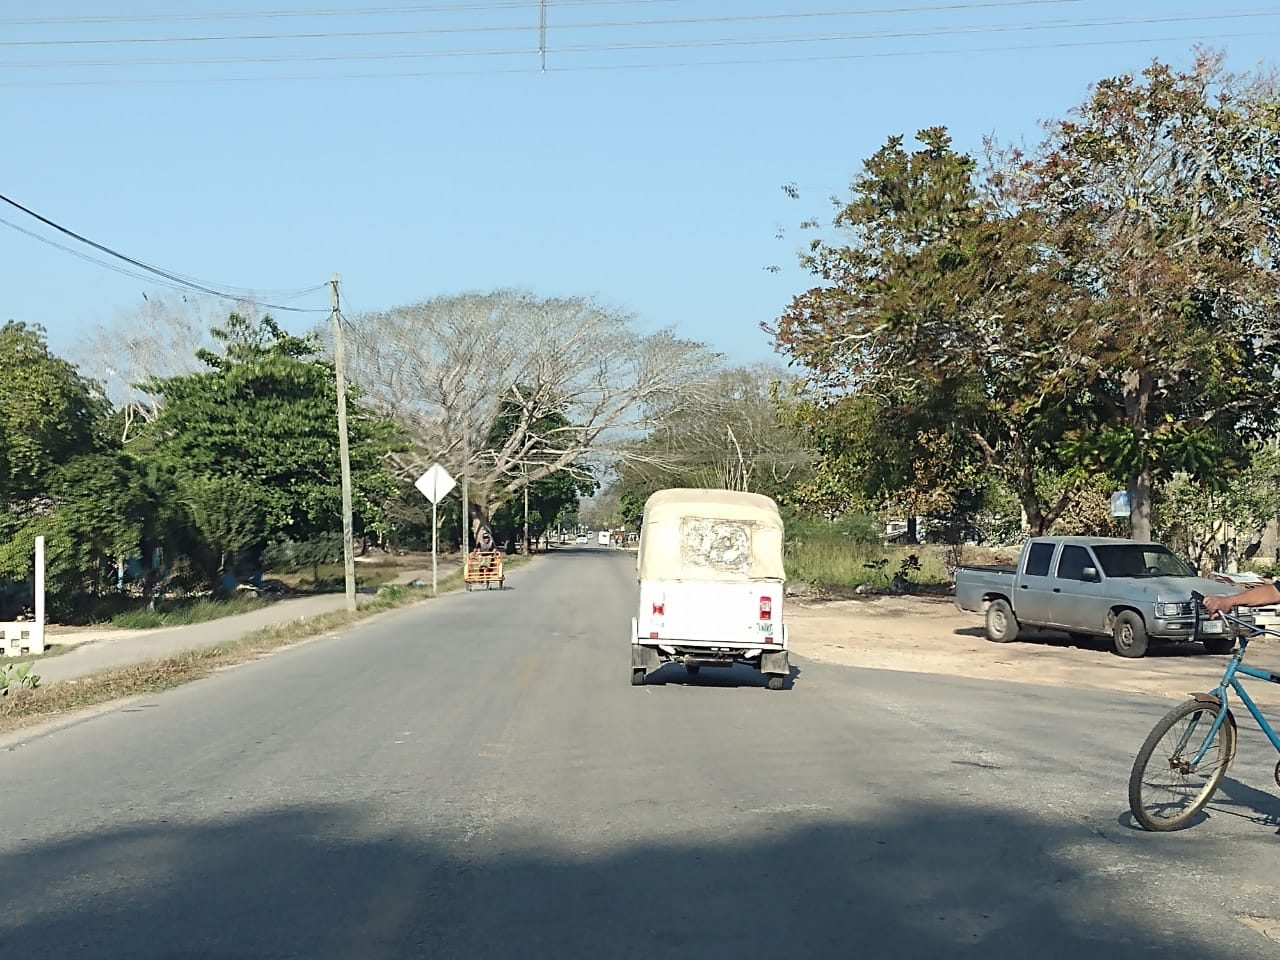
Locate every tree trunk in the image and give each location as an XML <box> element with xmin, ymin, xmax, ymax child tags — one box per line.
<box><xmin>467</xmin><ymin>497</ymin><xmax>500</xmax><ymax>552</ymax></box>
<box><xmin>904</xmin><ymin>516</ymin><xmax>919</xmax><ymax>544</ymax></box>
<box><xmin>1123</xmin><ymin>366</ymin><xmax>1154</xmax><ymax>541</ymax></box>
<box><xmin>1128</xmin><ymin>469</ymin><xmax>1153</xmax><ymax>541</ymax></box>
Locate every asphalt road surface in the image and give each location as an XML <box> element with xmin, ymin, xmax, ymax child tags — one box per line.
<box><xmin>2</xmin><ymin>545</ymin><xmax>1278</xmax><ymax>959</ymax></box>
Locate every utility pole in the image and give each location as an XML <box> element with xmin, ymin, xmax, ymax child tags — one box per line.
<box><xmin>461</xmin><ymin>422</ymin><xmax>470</xmax><ymax>559</ymax></box>
<box><xmin>331</xmin><ymin>274</ymin><xmax>357</xmax><ymax>613</ymax></box>
<box><xmin>523</xmin><ymin>475</ymin><xmax>530</xmax><ymax>555</ymax></box>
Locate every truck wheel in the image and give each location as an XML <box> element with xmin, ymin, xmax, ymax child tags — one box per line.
<box><xmin>1202</xmin><ymin>636</ymin><xmax>1235</xmax><ymax>655</ymax></box>
<box><xmin>631</xmin><ymin>668</ymin><xmax>646</xmax><ymax>686</ymax></box>
<box><xmin>1112</xmin><ymin>611</ymin><xmax>1149</xmax><ymax>658</ymax></box>
<box><xmin>985</xmin><ymin>599</ymin><xmax>1019</xmax><ymax>643</ymax></box>
<box><xmin>766</xmin><ymin>674</ymin><xmax>785</xmax><ymax>691</ymax></box>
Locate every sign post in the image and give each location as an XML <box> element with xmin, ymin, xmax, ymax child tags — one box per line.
<box><xmin>415</xmin><ymin>464</ymin><xmax>457</xmax><ymax>595</ymax></box>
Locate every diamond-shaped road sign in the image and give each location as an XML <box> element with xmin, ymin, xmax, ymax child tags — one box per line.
<box><xmin>414</xmin><ymin>464</ymin><xmax>457</xmax><ymax>504</ymax></box>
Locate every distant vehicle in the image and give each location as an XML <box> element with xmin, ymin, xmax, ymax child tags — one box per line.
<box><xmin>630</xmin><ymin>488</ymin><xmax>790</xmax><ymax>690</ymax></box>
<box><xmin>576</xmin><ymin>534</ymin><xmax>588</xmax><ymax>543</ymax></box>
<box><xmin>597</xmin><ymin>531</ymin><xmax>611</xmax><ymax>546</ymax></box>
<box><xmin>954</xmin><ymin>536</ymin><xmax>1241</xmax><ymax>658</ymax></box>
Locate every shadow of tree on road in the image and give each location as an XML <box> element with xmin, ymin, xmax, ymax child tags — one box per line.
<box><xmin>0</xmin><ymin>798</ymin><xmax>1272</xmax><ymax>959</ymax></box>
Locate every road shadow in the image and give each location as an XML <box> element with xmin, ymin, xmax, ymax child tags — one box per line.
<box><xmin>0</xmin><ymin>798</ymin><xmax>1263</xmax><ymax>959</ymax></box>
<box><xmin>952</xmin><ymin>626</ymin><xmax>1220</xmax><ymax>658</ymax></box>
<box><xmin>1117</xmin><ymin>775</ymin><xmax>1280</xmax><ymax>835</ymax></box>
<box><xmin>643</xmin><ymin>661</ymin><xmax>802</xmax><ymax>690</ymax></box>
<box><xmin>1211</xmin><ymin>776</ymin><xmax>1280</xmax><ymax>832</ymax></box>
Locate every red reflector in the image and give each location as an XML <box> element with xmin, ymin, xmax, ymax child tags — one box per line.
<box><xmin>649</xmin><ymin>631</ymin><xmax>659</xmax><ymax>639</ymax></box>
<box><xmin>759</xmin><ymin>596</ymin><xmax>772</xmax><ymax>620</ymax></box>
<box><xmin>652</xmin><ymin>602</ymin><xmax>664</xmax><ymax>616</ymax></box>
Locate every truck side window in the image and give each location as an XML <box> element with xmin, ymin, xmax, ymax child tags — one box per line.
<box><xmin>1056</xmin><ymin>545</ymin><xmax>1092</xmax><ymax>581</ymax></box>
<box><xmin>1024</xmin><ymin>542</ymin><xmax>1055</xmax><ymax>577</ymax></box>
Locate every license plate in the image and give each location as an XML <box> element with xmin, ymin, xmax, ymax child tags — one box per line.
<box><xmin>1201</xmin><ymin>619</ymin><xmax>1223</xmax><ymax>634</ymax></box>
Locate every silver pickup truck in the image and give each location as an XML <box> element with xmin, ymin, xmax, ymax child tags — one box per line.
<box><xmin>954</xmin><ymin>536</ymin><xmax>1241</xmax><ymax>658</ymax></box>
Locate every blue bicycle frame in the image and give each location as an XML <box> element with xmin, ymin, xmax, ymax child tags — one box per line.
<box><xmin>1186</xmin><ymin>618</ymin><xmax>1280</xmax><ymax>767</ymax></box>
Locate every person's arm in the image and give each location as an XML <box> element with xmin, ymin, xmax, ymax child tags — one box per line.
<box><xmin>1201</xmin><ymin>581</ymin><xmax>1280</xmax><ymax>615</ymax></box>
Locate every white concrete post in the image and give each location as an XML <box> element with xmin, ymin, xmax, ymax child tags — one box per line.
<box><xmin>32</xmin><ymin>535</ymin><xmax>45</xmax><ymax>654</ymax></box>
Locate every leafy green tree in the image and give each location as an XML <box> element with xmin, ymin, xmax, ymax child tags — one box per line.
<box><xmin>0</xmin><ymin>321</ymin><xmax>105</xmax><ymax>505</ymax></box>
<box><xmin>1156</xmin><ymin>444</ymin><xmax>1280</xmax><ymax>573</ymax></box>
<box><xmin>773</xmin><ymin>127</ymin><xmax>1087</xmax><ymax>534</ymax></box>
<box><xmin>1030</xmin><ymin>53</ymin><xmax>1280</xmax><ymax>537</ymax></box>
<box><xmin>0</xmin><ymin>452</ymin><xmax>176</xmax><ymax>620</ymax></box>
<box><xmin>179</xmin><ymin>474</ymin><xmax>265</xmax><ymax>584</ymax></box>
<box><xmin>138</xmin><ymin>314</ymin><xmax>403</xmax><ymax>555</ymax></box>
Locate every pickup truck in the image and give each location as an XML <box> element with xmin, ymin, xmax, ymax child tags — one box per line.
<box><xmin>954</xmin><ymin>536</ymin><xmax>1241</xmax><ymax>658</ymax></box>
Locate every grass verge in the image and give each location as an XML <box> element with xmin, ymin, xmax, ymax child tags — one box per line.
<box><xmin>2</xmin><ymin>644</ymin><xmax>74</xmax><ymax>665</ymax></box>
<box><xmin>0</xmin><ymin>555</ymin><xmax>530</xmax><ymax>737</ymax></box>
<box><xmin>109</xmin><ymin>594</ymin><xmax>272</xmax><ymax>629</ymax></box>
<box><xmin>785</xmin><ymin>540</ymin><xmax>953</xmax><ymax>589</ymax></box>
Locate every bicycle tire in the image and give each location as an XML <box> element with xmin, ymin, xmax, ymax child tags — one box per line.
<box><xmin>1128</xmin><ymin>698</ymin><xmax>1236</xmax><ymax>832</ymax></box>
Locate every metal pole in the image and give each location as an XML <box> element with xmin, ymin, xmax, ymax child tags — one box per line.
<box><xmin>524</xmin><ymin>480</ymin><xmax>530</xmax><ymax>554</ymax></box>
<box><xmin>431</xmin><ymin>497</ymin><xmax>439</xmax><ymax>595</ymax></box>
<box><xmin>331</xmin><ymin>274</ymin><xmax>357</xmax><ymax>613</ymax></box>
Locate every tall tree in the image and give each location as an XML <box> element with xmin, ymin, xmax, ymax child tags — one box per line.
<box><xmin>138</xmin><ymin>314</ymin><xmax>402</xmax><ymax>552</ymax></box>
<box><xmin>772</xmin><ymin>128</ymin><xmax>1087</xmax><ymax>533</ymax></box>
<box><xmin>336</xmin><ymin>290</ymin><xmax>720</xmax><ymax>529</ymax></box>
<box><xmin>1030</xmin><ymin>52</ymin><xmax>1280</xmax><ymax>537</ymax></box>
<box><xmin>609</xmin><ymin>364</ymin><xmax>814</xmax><ymax>516</ymax></box>
<box><xmin>0</xmin><ymin>321</ymin><xmax>105</xmax><ymax>506</ymax></box>
<box><xmin>0</xmin><ymin>452</ymin><xmax>177</xmax><ymax>620</ymax></box>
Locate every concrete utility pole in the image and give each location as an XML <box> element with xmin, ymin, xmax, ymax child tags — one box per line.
<box><xmin>523</xmin><ymin>477</ymin><xmax>530</xmax><ymax>555</ymax></box>
<box><xmin>331</xmin><ymin>274</ymin><xmax>357</xmax><ymax>613</ymax></box>
<box><xmin>461</xmin><ymin>423</ymin><xmax>470</xmax><ymax>558</ymax></box>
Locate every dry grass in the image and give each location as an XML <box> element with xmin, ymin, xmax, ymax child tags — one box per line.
<box><xmin>0</xmin><ymin>556</ymin><xmax>529</xmax><ymax>737</ymax></box>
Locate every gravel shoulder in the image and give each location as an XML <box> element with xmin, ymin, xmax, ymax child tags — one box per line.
<box><xmin>786</xmin><ymin>593</ymin><xmax>1280</xmax><ymax>706</ymax></box>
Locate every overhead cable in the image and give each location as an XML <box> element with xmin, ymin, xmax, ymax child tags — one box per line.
<box><xmin>0</xmin><ymin>192</ymin><xmax>328</xmax><ymax>311</ymax></box>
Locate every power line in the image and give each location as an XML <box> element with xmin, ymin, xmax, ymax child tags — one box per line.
<box><xmin>0</xmin><ymin>5</ymin><xmax>1274</xmax><ymax>77</ymax></box>
<box><xmin>0</xmin><ymin>192</ymin><xmax>328</xmax><ymax>311</ymax></box>
<box><xmin>0</xmin><ymin>0</ymin><xmax>682</xmax><ymax>27</ymax></box>
<box><xmin>0</xmin><ymin>25</ymin><xmax>1272</xmax><ymax>86</ymax></box>
<box><xmin>0</xmin><ymin>0</ymin><xmax>1092</xmax><ymax>47</ymax></box>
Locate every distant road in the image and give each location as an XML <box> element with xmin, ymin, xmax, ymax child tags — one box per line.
<box><xmin>1</xmin><ymin>544</ymin><xmax>1277</xmax><ymax>959</ymax></box>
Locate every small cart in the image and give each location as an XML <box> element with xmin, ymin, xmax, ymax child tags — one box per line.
<box><xmin>465</xmin><ymin>550</ymin><xmax>505</xmax><ymax>591</ymax></box>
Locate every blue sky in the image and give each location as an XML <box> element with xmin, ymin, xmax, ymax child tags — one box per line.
<box><xmin>4</xmin><ymin>1</ymin><xmax>1279</xmax><ymax>369</ymax></box>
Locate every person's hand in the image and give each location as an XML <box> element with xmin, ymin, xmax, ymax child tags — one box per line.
<box><xmin>1200</xmin><ymin>593</ymin><xmax>1236</xmax><ymax>617</ymax></box>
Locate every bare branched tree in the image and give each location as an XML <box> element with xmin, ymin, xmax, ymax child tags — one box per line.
<box><xmin>626</xmin><ymin>364</ymin><xmax>814</xmax><ymax>496</ymax></box>
<box><xmin>333</xmin><ymin>290</ymin><xmax>722</xmax><ymax>517</ymax></box>
<box><xmin>70</xmin><ymin>293</ymin><xmax>250</xmax><ymax>441</ymax></box>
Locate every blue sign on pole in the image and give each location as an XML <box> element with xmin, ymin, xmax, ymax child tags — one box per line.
<box><xmin>1110</xmin><ymin>491</ymin><xmax>1131</xmax><ymax>517</ymax></box>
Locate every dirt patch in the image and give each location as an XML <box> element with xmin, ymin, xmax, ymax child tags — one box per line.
<box><xmin>787</xmin><ymin>593</ymin><xmax>1280</xmax><ymax>706</ymax></box>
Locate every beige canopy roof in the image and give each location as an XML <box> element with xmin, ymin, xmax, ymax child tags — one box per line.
<box><xmin>637</xmin><ymin>488</ymin><xmax>787</xmax><ymax>582</ymax></box>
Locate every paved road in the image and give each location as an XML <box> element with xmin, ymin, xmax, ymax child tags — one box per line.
<box><xmin>1</xmin><ymin>545</ymin><xmax>1278</xmax><ymax>958</ymax></box>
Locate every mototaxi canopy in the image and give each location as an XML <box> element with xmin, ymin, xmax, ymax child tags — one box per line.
<box><xmin>636</xmin><ymin>488</ymin><xmax>786</xmax><ymax>583</ymax></box>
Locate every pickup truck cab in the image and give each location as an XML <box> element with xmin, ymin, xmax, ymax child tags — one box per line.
<box><xmin>954</xmin><ymin>536</ymin><xmax>1238</xmax><ymax>658</ymax></box>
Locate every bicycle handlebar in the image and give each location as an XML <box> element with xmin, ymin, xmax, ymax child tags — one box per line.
<box><xmin>1189</xmin><ymin>589</ymin><xmax>1280</xmax><ymax>640</ymax></box>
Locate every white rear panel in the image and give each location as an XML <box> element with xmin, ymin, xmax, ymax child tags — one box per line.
<box><xmin>637</xmin><ymin>579</ymin><xmax>786</xmax><ymax>648</ymax></box>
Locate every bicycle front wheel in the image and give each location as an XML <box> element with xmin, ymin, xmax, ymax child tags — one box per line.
<box><xmin>1128</xmin><ymin>698</ymin><xmax>1236</xmax><ymax>832</ymax></box>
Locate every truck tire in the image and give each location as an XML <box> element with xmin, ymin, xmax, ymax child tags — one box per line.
<box><xmin>1112</xmin><ymin>611</ymin><xmax>1149</xmax><ymax>658</ymax></box>
<box><xmin>985</xmin><ymin>599</ymin><xmax>1019</xmax><ymax>643</ymax></box>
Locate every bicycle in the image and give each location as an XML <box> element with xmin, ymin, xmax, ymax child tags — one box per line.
<box><xmin>1128</xmin><ymin>590</ymin><xmax>1280</xmax><ymax>831</ymax></box>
